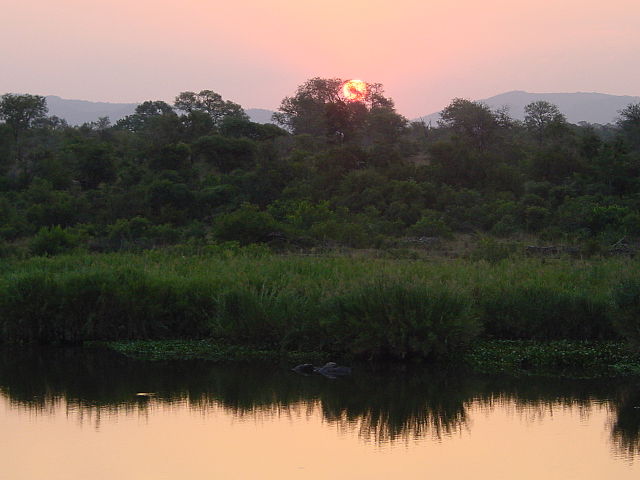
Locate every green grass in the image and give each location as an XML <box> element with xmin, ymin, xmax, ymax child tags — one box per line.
<box><xmin>99</xmin><ymin>338</ymin><xmax>640</xmax><ymax>377</ymax></box>
<box><xmin>98</xmin><ymin>340</ymin><xmax>324</xmax><ymax>363</ymax></box>
<box><xmin>0</xmin><ymin>251</ymin><xmax>639</xmax><ymax>360</ymax></box>
<box><xmin>464</xmin><ymin>340</ymin><xmax>640</xmax><ymax>377</ymax></box>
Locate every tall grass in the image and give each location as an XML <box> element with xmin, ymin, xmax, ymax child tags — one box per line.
<box><xmin>0</xmin><ymin>269</ymin><xmax>215</xmax><ymax>343</ymax></box>
<box><xmin>479</xmin><ymin>285</ymin><xmax>615</xmax><ymax>340</ymax></box>
<box><xmin>0</xmin><ymin>252</ymin><xmax>638</xmax><ymax>357</ymax></box>
<box><xmin>323</xmin><ymin>280</ymin><xmax>478</xmax><ymax>359</ymax></box>
<box><xmin>613</xmin><ymin>278</ymin><xmax>640</xmax><ymax>347</ymax></box>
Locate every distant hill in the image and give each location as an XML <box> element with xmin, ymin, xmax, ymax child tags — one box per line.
<box><xmin>416</xmin><ymin>91</ymin><xmax>640</xmax><ymax>126</ymax></box>
<box><xmin>41</xmin><ymin>96</ymin><xmax>276</xmax><ymax>126</ymax></box>
<box><xmin>245</xmin><ymin>108</ymin><xmax>276</xmax><ymax>124</ymax></box>
<box><xmin>45</xmin><ymin>96</ymin><xmax>137</xmax><ymax>125</ymax></box>
<box><xmin>24</xmin><ymin>92</ymin><xmax>640</xmax><ymax>127</ymax></box>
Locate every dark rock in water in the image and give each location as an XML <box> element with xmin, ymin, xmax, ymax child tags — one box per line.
<box><xmin>292</xmin><ymin>362</ymin><xmax>351</xmax><ymax>379</ymax></box>
<box><xmin>314</xmin><ymin>362</ymin><xmax>352</xmax><ymax>378</ymax></box>
<box><xmin>292</xmin><ymin>363</ymin><xmax>315</xmax><ymax>375</ymax></box>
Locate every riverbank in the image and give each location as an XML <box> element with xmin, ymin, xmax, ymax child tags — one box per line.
<box><xmin>99</xmin><ymin>339</ymin><xmax>640</xmax><ymax>378</ymax></box>
<box><xmin>98</xmin><ymin>339</ymin><xmax>325</xmax><ymax>363</ymax></box>
<box><xmin>465</xmin><ymin>340</ymin><xmax>640</xmax><ymax>377</ymax></box>
<box><xmin>1</xmin><ymin>251</ymin><xmax>639</xmax><ymax>366</ymax></box>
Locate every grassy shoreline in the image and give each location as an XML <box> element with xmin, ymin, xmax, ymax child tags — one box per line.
<box><xmin>2</xmin><ymin>251</ymin><xmax>640</xmax><ymax>368</ymax></box>
<box><xmin>98</xmin><ymin>339</ymin><xmax>640</xmax><ymax>378</ymax></box>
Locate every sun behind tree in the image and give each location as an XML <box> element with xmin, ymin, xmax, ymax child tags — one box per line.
<box><xmin>272</xmin><ymin>77</ymin><xmax>403</xmax><ymax>141</ymax></box>
<box><xmin>342</xmin><ymin>79</ymin><xmax>367</xmax><ymax>102</ymax></box>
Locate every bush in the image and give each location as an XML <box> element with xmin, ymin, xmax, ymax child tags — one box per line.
<box><xmin>470</xmin><ymin>237</ymin><xmax>518</xmax><ymax>263</ymax></box>
<box><xmin>490</xmin><ymin>214</ymin><xmax>520</xmax><ymax>237</ymax></box>
<box><xmin>479</xmin><ymin>285</ymin><xmax>617</xmax><ymax>340</ymax></box>
<box><xmin>30</xmin><ymin>226</ymin><xmax>79</xmax><ymax>256</ymax></box>
<box><xmin>408</xmin><ymin>210</ymin><xmax>453</xmax><ymax>238</ymax></box>
<box><xmin>212</xmin><ymin>286</ymin><xmax>314</xmax><ymax>348</ymax></box>
<box><xmin>0</xmin><ymin>269</ymin><xmax>215</xmax><ymax>344</ymax></box>
<box><xmin>212</xmin><ymin>203</ymin><xmax>279</xmax><ymax>245</ymax></box>
<box><xmin>0</xmin><ymin>238</ymin><xmax>17</xmax><ymax>258</ymax></box>
<box><xmin>192</xmin><ymin>135</ymin><xmax>256</xmax><ymax>173</ymax></box>
<box><xmin>148</xmin><ymin>143</ymin><xmax>191</xmax><ymax>171</ymax></box>
<box><xmin>322</xmin><ymin>279</ymin><xmax>479</xmax><ymax>359</ymax></box>
<box><xmin>613</xmin><ymin>279</ymin><xmax>640</xmax><ymax>347</ymax></box>
<box><xmin>309</xmin><ymin>219</ymin><xmax>370</xmax><ymax>247</ymax></box>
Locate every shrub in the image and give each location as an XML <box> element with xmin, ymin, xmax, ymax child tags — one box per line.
<box><xmin>490</xmin><ymin>214</ymin><xmax>520</xmax><ymax>237</ymax></box>
<box><xmin>470</xmin><ymin>237</ymin><xmax>518</xmax><ymax>263</ymax></box>
<box><xmin>0</xmin><ymin>273</ymin><xmax>61</xmax><ymax>343</ymax></box>
<box><xmin>148</xmin><ymin>142</ymin><xmax>191</xmax><ymax>171</ymax></box>
<box><xmin>212</xmin><ymin>285</ymin><xmax>314</xmax><ymax>348</ymax></box>
<box><xmin>309</xmin><ymin>219</ymin><xmax>370</xmax><ymax>248</ymax></box>
<box><xmin>30</xmin><ymin>226</ymin><xmax>79</xmax><ymax>256</ymax></box>
<box><xmin>0</xmin><ymin>238</ymin><xmax>17</xmax><ymax>258</ymax></box>
<box><xmin>212</xmin><ymin>203</ymin><xmax>279</xmax><ymax>245</ymax></box>
<box><xmin>479</xmin><ymin>285</ymin><xmax>617</xmax><ymax>340</ymax></box>
<box><xmin>192</xmin><ymin>135</ymin><xmax>256</xmax><ymax>173</ymax></box>
<box><xmin>322</xmin><ymin>280</ymin><xmax>480</xmax><ymax>359</ymax></box>
<box><xmin>408</xmin><ymin>210</ymin><xmax>453</xmax><ymax>238</ymax></box>
<box><xmin>0</xmin><ymin>269</ymin><xmax>215</xmax><ymax>344</ymax></box>
<box><xmin>613</xmin><ymin>279</ymin><xmax>640</xmax><ymax>347</ymax></box>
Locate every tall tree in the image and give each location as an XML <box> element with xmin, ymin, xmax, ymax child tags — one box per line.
<box><xmin>0</xmin><ymin>94</ymin><xmax>48</xmax><ymax>162</ymax></box>
<box><xmin>524</xmin><ymin>101</ymin><xmax>568</xmax><ymax>143</ymax></box>
<box><xmin>115</xmin><ymin>100</ymin><xmax>181</xmax><ymax>146</ymax></box>
<box><xmin>174</xmin><ymin>90</ymin><xmax>248</xmax><ymax>126</ymax></box>
<box><xmin>617</xmin><ymin>103</ymin><xmax>640</xmax><ymax>147</ymax></box>
<box><xmin>438</xmin><ymin>98</ymin><xmax>498</xmax><ymax>150</ymax></box>
<box><xmin>273</xmin><ymin>77</ymin><xmax>401</xmax><ymax>141</ymax></box>
<box><xmin>116</xmin><ymin>100</ymin><xmax>176</xmax><ymax>132</ymax></box>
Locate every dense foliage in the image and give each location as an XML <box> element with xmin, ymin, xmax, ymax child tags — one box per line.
<box><xmin>1</xmin><ymin>253</ymin><xmax>640</xmax><ymax>358</ymax></box>
<box><xmin>1</xmin><ymin>80</ymin><xmax>640</xmax><ymax>256</ymax></box>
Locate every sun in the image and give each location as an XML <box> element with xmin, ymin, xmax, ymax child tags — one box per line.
<box><xmin>342</xmin><ymin>79</ymin><xmax>367</xmax><ymax>102</ymax></box>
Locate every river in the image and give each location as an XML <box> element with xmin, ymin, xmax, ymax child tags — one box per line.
<box><xmin>0</xmin><ymin>347</ymin><xmax>639</xmax><ymax>479</ymax></box>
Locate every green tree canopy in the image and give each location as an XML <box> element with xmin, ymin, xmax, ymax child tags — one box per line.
<box><xmin>174</xmin><ymin>90</ymin><xmax>248</xmax><ymax>126</ymax></box>
<box><xmin>524</xmin><ymin>100</ymin><xmax>568</xmax><ymax>143</ymax></box>
<box><xmin>0</xmin><ymin>94</ymin><xmax>48</xmax><ymax>161</ymax></box>
<box><xmin>192</xmin><ymin>135</ymin><xmax>256</xmax><ymax>173</ymax></box>
<box><xmin>115</xmin><ymin>101</ymin><xmax>177</xmax><ymax>132</ymax></box>
<box><xmin>438</xmin><ymin>98</ymin><xmax>498</xmax><ymax>150</ymax></box>
<box><xmin>617</xmin><ymin>103</ymin><xmax>640</xmax><ymax>147</ymax></box>
<box><xmin>0</xmin><ymin>94</ymin><xmax>48</xmax><ymax>134</ymax></box>
<box><xmin>272</xmin><ymin>77</ymin><xmax>402</xmax><ymax>141</ymax></box>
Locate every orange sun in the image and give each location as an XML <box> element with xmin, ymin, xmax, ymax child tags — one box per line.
<box><xmin>342</xmin><ymin>79</ymin><xmax>367</xmax><ymax>102</ymax></box>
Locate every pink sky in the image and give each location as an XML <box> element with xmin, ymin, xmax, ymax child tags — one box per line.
<box><xmin>2</xmin><ymin>0</ymin><xmax>639</xmax><ymax>117</ymax></box>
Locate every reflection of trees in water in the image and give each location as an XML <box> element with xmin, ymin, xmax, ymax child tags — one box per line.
<box><xmin>480</xmin><ymin>376</ymin><xmax>640</xmax><ymax>460</ymax></box>
<box><xmin>471</xmin><ymin>376</ymin><xmax>612</xmax><ymax>424</ymax></box>
<box><xmin>611</xmin><ymin>389</ymin><xmax>640</xmax><ymax>457</ymax></box>
<box><xmin>173</xmin><ymin>367</ymin><xmax>471</xmax><ymax>443</ymax></box>
<box><xmin>317</xmin><ymin>372</ymin><xmax>471</xmax><ymax>443</ymax></box>
<box><xmin>0</xmin><ymin>347</ymin><xmax>639</xmax><ymax>454</ymax></box>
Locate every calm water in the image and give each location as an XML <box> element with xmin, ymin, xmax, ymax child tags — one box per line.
<box><xmin>1</xmin><ymin>348</ymin><xmax>640</xmax><ymax>479</ymax></box>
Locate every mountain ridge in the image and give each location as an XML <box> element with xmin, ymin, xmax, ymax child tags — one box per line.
<box><xmin>415</xmin><ymin>91</ymin><xmax>640</xmax><ymax>125</ymax></box>
<box><xmin>5</xmin><ymin>91</ymin><xmax>638</xmax><ymax>126</ymax></box>
<box><xmin>42</xmin><ymin>96</ymin><xmax>275</xmax><ymax>126</ymax></box>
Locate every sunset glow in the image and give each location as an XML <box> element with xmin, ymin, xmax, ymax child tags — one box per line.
<box><xmin>342</xmin><ymin>79</ymin><xmax>367</xmax><ymax>102</ymax></box>
<box><xmin>1</xmin><ymin>1</ymin><xmax>640</xmax><ymax>116</ymax></box>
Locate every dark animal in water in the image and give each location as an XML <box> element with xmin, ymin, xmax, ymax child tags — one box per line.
<box><xmin>292</xmin><ymin>362</ymin><xmax>352</xmax><ymax>379</ymax></box>
<box><xmin>291</xmin><ymin>363</ymin><xmax>315</xmax><ymax>375</ymax></box>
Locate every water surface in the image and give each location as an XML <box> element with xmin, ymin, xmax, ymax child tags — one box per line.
<box><xmin>1</xmin><ymin>347</ymin><xmax>639</xmax><ymax>479</ymax></box>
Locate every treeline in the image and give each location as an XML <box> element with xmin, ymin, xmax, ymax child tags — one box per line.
<box><xmin>1</xmin><ymin>79</ymin><xmax>640</xmax><ymax>255</ymax></box>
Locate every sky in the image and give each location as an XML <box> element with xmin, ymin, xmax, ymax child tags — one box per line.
<box><xmin>2</xmin><ymin>0</ymin><xmax>639</xmax><ymax>118</ymax></box>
